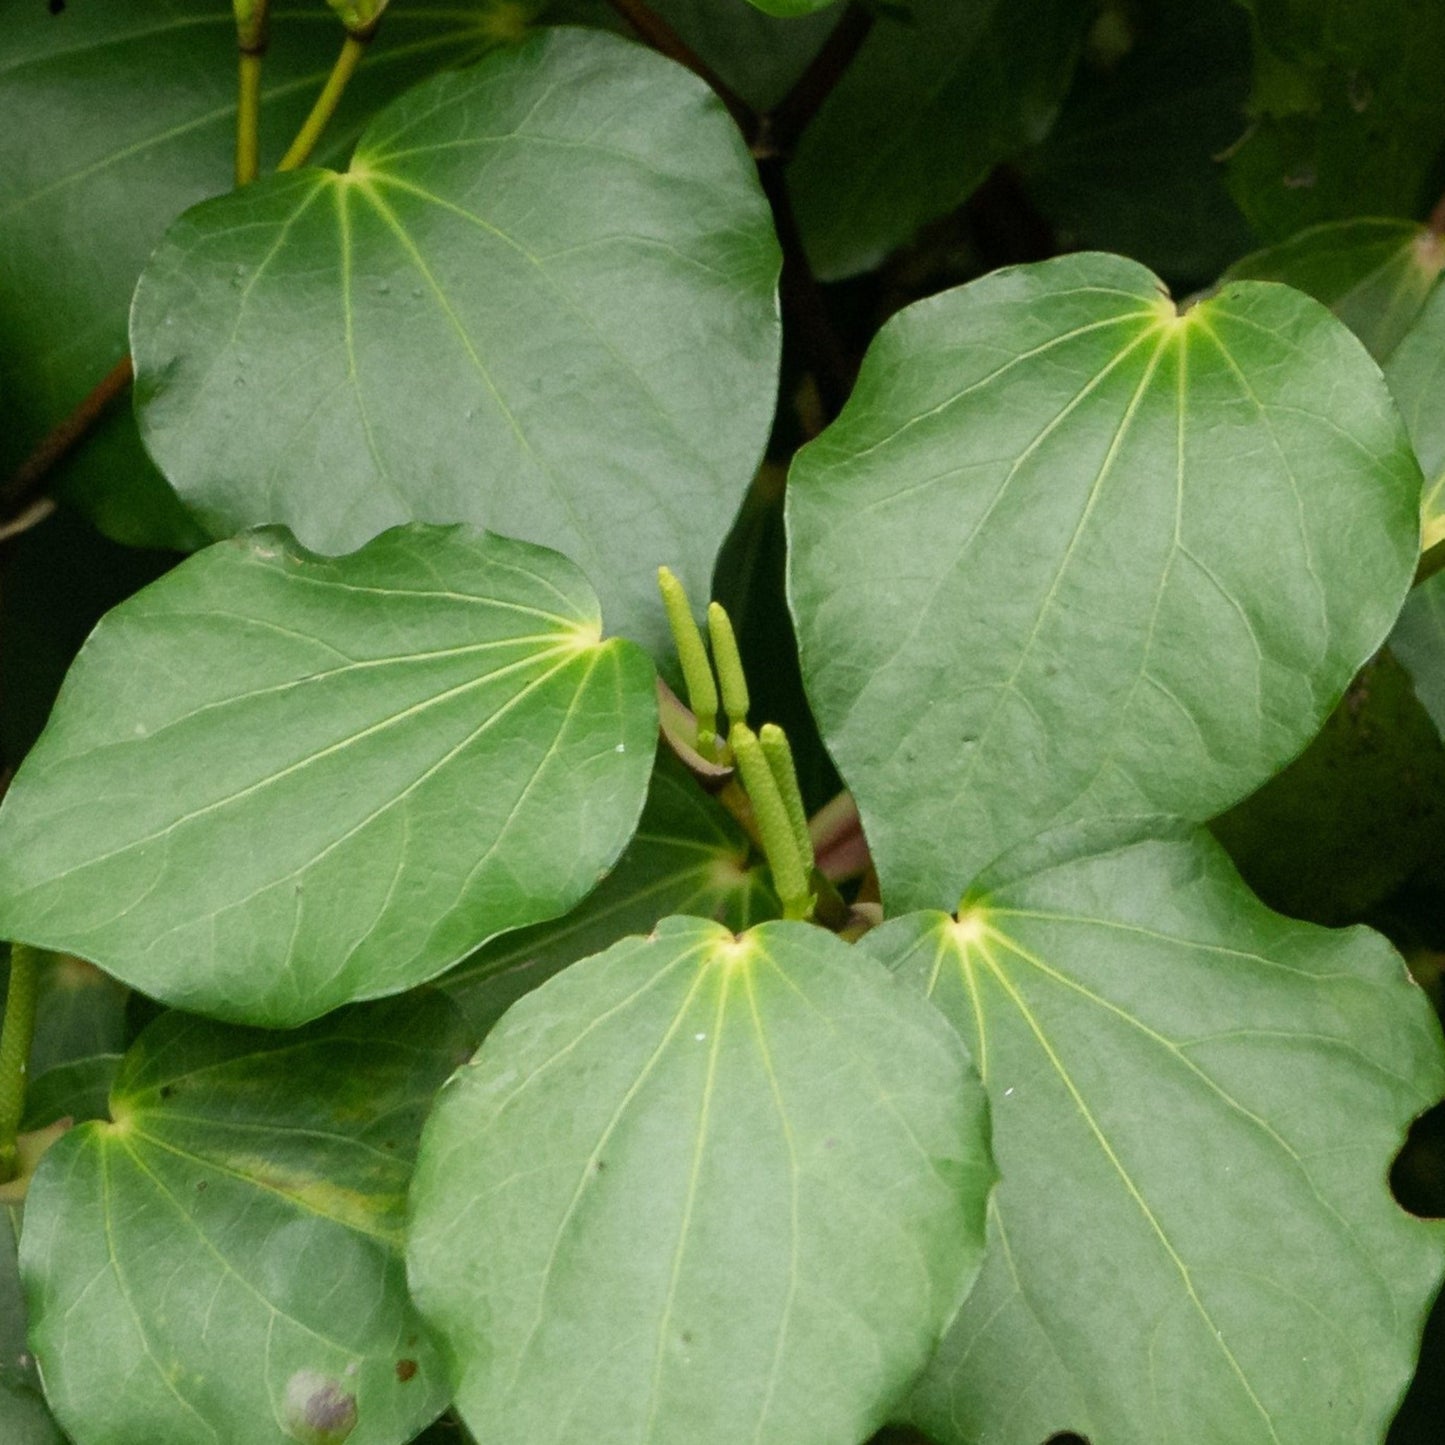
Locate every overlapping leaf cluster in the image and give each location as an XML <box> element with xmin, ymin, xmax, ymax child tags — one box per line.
<box><xmin>1</xmin><ymin>3</ymin><xmax>1443</xmax><ymax>1445</ymax></box>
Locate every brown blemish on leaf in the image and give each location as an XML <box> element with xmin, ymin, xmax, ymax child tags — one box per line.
<box><xmin>395</xmin><ymin>1358</ymin><xmax>418</xmax><ymax>1382</ymax></box>
<box><xmin>283</xmin><ymin>1369</ymin><xmax>358</xmax><ymax>1444</ymax></box>
<box><xmin>225</xmin><ymin>1153</ymin><xmax>402</xmax><ymax>1241</ymax></box>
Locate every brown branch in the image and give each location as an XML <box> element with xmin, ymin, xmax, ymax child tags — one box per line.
<box><xmin>2</xmin><ymin>356</ymin><xmax>133</xmax><ymax>521</ymax></box>
<box><xmin>757</xmin><ymin>158</ymin><xmax>854</xmax><ymax>419</ymax></box>
<box><xmin>606</xmin><ymin>0</ymin><xmax>754</xmax><ymax>137</ymax></box>
<box><xmin>766</xmin><ymin>2</ymin><xmax>875</xmax><ymax>159</ymax></box>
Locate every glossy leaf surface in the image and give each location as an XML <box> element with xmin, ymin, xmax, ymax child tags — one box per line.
<box><xmin>865</xmin><ymin>826</ymin><xmax>1445</xmax><ymax>1445</ymax></box>
<box><xmin>0</xmin><ymin>0</ymin><xmax>518</xmax><ymax>547</ymax></box>
<box><xmin>408</xmin><ymin>917</ymin><xmax>993</xmax><ymax>1444</ymax></box>
<box><xmin>21</xmin><ymin>996</ymin><xmax>470</xmax><ymax>1445</ymax></box>
<box><xmin>1224</xmin><ymin>219</ymin><xmax>1445</xmax><ymax>361</ymax></box>
<box><xmin>131</xmin><ymin>27</ymin><xmax>781</xmax><ymax>654</ymax></box>
<box><xmin>441</xmin><ymin>752</ymin><xmax>777</xmax><ymax>1034</ymax></box>
<box><xmin>0</xmin><ymin>525</ymin><xmax>656</xmax><ymax>1026</ymax></box>
<box><xmin>787</xmin><ymin>252</ymin><xmax>1422</xmax><ymax>912</ymax></box>
<box><xmin>1385</xmin><ymin>280</ymin><xmax>1445</xmax><ymax>548</ymax></box>
<box><xmin>787</xmin><ymin>0</ymin><xmax>1091</xmax><ymax>279</ymax></box>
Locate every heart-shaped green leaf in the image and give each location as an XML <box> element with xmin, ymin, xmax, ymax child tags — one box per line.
<box><xmin>787</xmin><ymin>252</ymin><xmax>1423</xmax><ymax>913</ymax></box>
<box><xmin>864</xmin><ymin>824</ymin><xmax>1445</xmax><ymax>1445</ymax></box>
<box><xmin>787</xmin><ymin>0</ymin><xmax>1091</xmax><ymax>279</ymax></box>
<box><xmin>408</xmin><ymin>916</ymin><xmax>994</xmax><ymax>1445</ymax></box>
<box><xmin>1224</xmin><ymin>218</ymin><xmax>1445</xmax><ymax>360</ymax></box>
<box><xmin>1385</xmin><ymin>279</ymin><xmax>1445</xmax><ymax>549</ymax></box>
<box><xmin>0</xmin><ymin>1207</ymin><xmax>63</xmax><ymax>1445</ymax></box>
<box><xmin>0</xmin><ymin>0</ymin><xmax>521</xmax><ymax>549</ymax></box>
<box><xmin>0</xmin><ymin>525</ymin><xmax>656</xmax><ymax>1026</ymax></box>
<box><xmin>441</xmin><ymin>751</ymin><xmax>777</xmax><ymax>1034</ymax></box>
<box><xmin>130</xmin><ymin>26</ymin><xmax>781</xmax><ymax>654</ymax></box>
<box><xmin>20</xmin><ymin>995</ymin><xmax>472</xmax><ymax>1445</ymax></box>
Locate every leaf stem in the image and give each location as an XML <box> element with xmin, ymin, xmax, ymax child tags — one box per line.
<box><xmin>755</xmin><ymin>158</ymin><xmax>855</xmax><ymax>419</ymax></box>
<box><xmin>605</xmin><ymin>0</ymin><xmax>754</xmax><ymax>136</ymax></box>
<box><xmin>0</xmin><ymin>946</ymin><xmax>41</xmax><ymax>1185</ymax></box>
<box><xmin>3</xmin><ymin>14</ymin><xmax>369</xmax><ymax>516</ymax></box>
<box><xmin>278</xmin><ymin>31</ymin><xmax>371</xmax><ymax>173</ymax></box>
<box><xmin>766</xmin><ymin>1</ymin><xmax>875</xmax><ymax>158</ymax></box>
<box><xmin>0</xmin><ymin>355</ymin><xmax>134</xmax><ymax>522</ymax></box>
<box><xmin>236</xmin><ymin>49</ymin><xmax>265</xmax><ymax>186</ymax></box>
<box><xmin>234</xmin><ymin>0</ymin><xmax>270</xmax><ymax>186</ymax></box>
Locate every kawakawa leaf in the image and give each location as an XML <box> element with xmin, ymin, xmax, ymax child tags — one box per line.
<box><xmin>20</xmin><ymin>994</ymin><xmax>472</xmax><ymax>1445</ymax></box>
<box><xmin>787</xmin><ymin>0</ymin><xmax>1092</xmax><ymax>279</ymax></box>
<box><xmin>130</xmin><ymin>26</ymin><xmax>782</xmax><ymax>655</ymax></box>
<box><xmin>1210</xmin><ymin>650</ymin><xmax>1445</xmax><ymax>926</ymax></box>
<box><xmin>0</xmin><ymin>525</ymin><xmax>656</xmax><ymax>1027</ymax></box>
<box><xmin>441</xmin><ymin>751</ymin><xmax>777</xmax><ymax>1035</ymax></box>
<box><xmin>1223</xmin><ymin>218</ymin><xmax>1445</xmax><ymax>361</ymax></box>
<box><xmin>553</xmin><ymin>0</ymin><xmax>840</xmax><ymax>110</ymax></box>
<box><xmin>787</xmin><ymin>251</ymin><xmax>1422</xmax><ymax>913</ymax></box>
<box><xmin>1393</xmin><ymin>572</ymin><xmax>1445</xmax><ymax>738</ymax></box>
<box><xmin>407</xmin><ymin>917</ymin><xmax>994</xmax><ymax>1444</ymax></box>
<box><xmin>865</xmin><ymin>823</ymin><xmax>1445</xmax><ymax>1445</ymax></box>
<box><xmin>0</xmin><ymin>0</ymin><xmax>526</xmax><ymax>549</ymax></box>
<box><xmin>1384</xmin><ymin>278</ymin><xmax>1445</xmax><ymax>549</ymax></box>
<box><xmin>1020</xmin><ymin>0</ymin><xmax>1254</xmax><ymax>283</ymax></box>
<box><xmin>0</xmin><ymin>1207</ymin><xmax>63</xmax><ymax>1445</ymax></box>
<box><xmin>1227</xmin><ymin>0</ymin><xmax>1445</xmax><ymax>242</ymax></box>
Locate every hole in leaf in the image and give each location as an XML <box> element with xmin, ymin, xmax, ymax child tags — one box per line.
<box><xmin>1392</xmin><ymin>1102</ymin><xmax>1445</xmax><ymax>1218</ymax></box>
